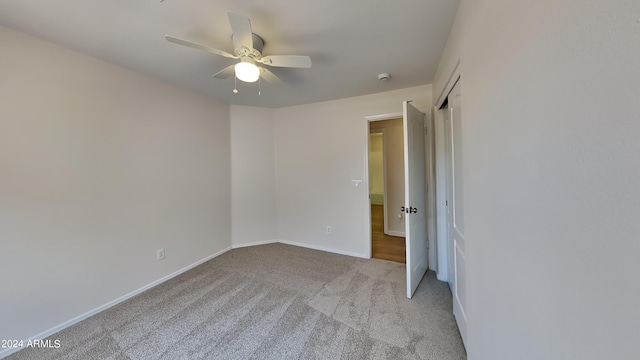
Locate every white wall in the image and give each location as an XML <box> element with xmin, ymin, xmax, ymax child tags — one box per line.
<box><xmin>0</xmin><ymin>26</ymin><xmax>231</xmax><ymax>343</ymax></box>
<box><xmin>274</xmin><ymin>85</ymin><xmax>431</xmax><ymax>257</ymax></box>
<box><xmin>230</xmin><ymin>105</ymin><xmax>277</xmax><ymax>247</ymax></box>
<box><xmin>368</xmin><ymin>133</ymin><xmax>384</xmax><ymax>196</ymax></box>
<box><xmin>370</xmin><ymin>119</ymin><xmax>405</xmax><ymax>235</ymax></box>
<box><xmin>433</xmin><ymin>1</ymin><xmax>640</xmax><ymax>359</ymax></box>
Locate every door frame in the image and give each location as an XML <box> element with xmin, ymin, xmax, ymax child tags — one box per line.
<box><xmin>364</xmin><ymin>112</ymin><xmax>403</xmax><ymax>259</ymax></box>
<box><xmin>364</xmin><ymin>111</ymin><xmax>438</xmax><ymax>268</ymax></box>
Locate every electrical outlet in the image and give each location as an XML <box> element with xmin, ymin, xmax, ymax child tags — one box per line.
<box><xmin>157</xmin><ymin>248</ymin><xmax>165</xmax><ymax>261</ymax></box>
<box><xmin>326</xmin><ymin>225</ymin><xmax>332</xmax><ymax>234</ymax></box>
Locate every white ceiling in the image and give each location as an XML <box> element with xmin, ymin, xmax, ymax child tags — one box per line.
<box><xmin>0</xmin><ymin>0</ymin><xmax>460</xmax><ymax>108</ymax></box>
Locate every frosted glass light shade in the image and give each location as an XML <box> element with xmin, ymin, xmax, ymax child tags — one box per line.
<box><xmin>235</xmin><ymin>62</ymin><xmax>260</xmax><ymax>83</ymax></box>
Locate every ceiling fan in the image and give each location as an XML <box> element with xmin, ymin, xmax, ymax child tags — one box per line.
<box><xmin>166</xmin><ymin>12</ymin><xmax>312</xmax><ymax>86</ymax></box>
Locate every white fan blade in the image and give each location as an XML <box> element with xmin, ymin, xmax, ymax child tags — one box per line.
<box><xmin>165</xmin><ymin>35</ymin><xmax>237</xmax><ymax>59</ymax></box>
<box><xmin>259</xmin><ymin>55</ymin><xmax>312</xmax><ymax>68</ymax></box>
<box><xmin>259</xmin><ymin>68</ymin><xmax>284</xmax><ymax>86</ymax></box>
<box><xmin>213</xmin><ymin>65</ymin><xmax>236</xmax><ymax>79</ymax></box>
<box><xmin>228</xmin><ymin>12</ymin><xmax>253</xmax><ymax>51</ymax></box>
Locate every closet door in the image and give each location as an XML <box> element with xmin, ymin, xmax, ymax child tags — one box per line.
<box><xmin>447</xmin><ymin>79</ymin><xmax>467</xmax><ymax>346</ymax></box>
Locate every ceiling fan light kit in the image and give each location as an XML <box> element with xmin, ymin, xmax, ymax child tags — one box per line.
<box><xmin>166</xmin><ymin>12</ymin><xmax>312</xmax><ymax>92</ymax></box>
<box><xmin>235</xmin><ymin>59</ymin><xmax>260</xmax><ymax>83</ymax></box>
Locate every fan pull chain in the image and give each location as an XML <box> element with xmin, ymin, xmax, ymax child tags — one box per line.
<box><xmin>233</xmin><ymin>76</ymin><xmax>238</xmax><ymax>94</ymax></box>
<box><xmin>258</xmin><ymin>77</ymin><xmax>261</xmax><ymax>96</ymax></box>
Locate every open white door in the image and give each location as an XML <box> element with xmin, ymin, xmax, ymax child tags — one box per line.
<box><xmin>404</xmin><ymin>101</ymin><xmax>428</xmax><ymax>298</ymax></box>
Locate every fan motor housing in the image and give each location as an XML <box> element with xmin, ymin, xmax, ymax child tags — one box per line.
<box><xmin>233</xmin><ymin>33</ymin><xmax>264</xmax><ymax>57</ymax></box>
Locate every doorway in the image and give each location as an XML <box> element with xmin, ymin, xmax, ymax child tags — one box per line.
<box><xmin>368</xmin><ymin>121</ymin><xmax>406</xmax><ymax>263</ymax></box>
<box><xmin>365</xmin><ymin>103</ymin><xmax>428</xmax><ymax>299</ymax></box>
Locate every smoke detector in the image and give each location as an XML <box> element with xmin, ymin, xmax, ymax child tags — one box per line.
<box><xmin>378</xmin><ymin>73</ymin><xmax>391</xmax><ymax>81</ymax></box>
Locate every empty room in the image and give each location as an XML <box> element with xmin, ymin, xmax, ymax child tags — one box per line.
<box><xmin>1</xmin><ymin>1</ymin><xmax>639</xmax><ymax>359</ymax></box>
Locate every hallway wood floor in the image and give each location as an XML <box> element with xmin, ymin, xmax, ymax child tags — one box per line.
<box><xmin>371</xmin><ymin>204</ymin><xmax>406</xmax><ymax>263</ymax></box>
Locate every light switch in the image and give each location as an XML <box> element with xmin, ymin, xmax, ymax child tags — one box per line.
<box><xmin>351</xmin><ymin>180</ymin><xmax>363</xmax><ymax>188</ymax></box>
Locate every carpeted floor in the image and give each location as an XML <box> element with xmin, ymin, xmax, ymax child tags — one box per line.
<box><xmin>7</xmin><ymin>243</ymin><xmax>466</xmax><ymax>359</ymax></box>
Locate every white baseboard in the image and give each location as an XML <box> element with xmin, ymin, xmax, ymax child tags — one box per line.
<box><xmin>0</xmin><ymin>345</ymin><xmax>20</xmax><ymax>358</ymax></box>
<box><xmin>232</xmin><ymin>239</ymin><xmax>368</xmax><ymax>260</ymax></box>
<box><xmin>0</xmin><ymin>347</ymin><xmax>18</xmax><ymax>359</ymax></box>
<box><xmin>385</xmin><ymin>230</ymin><xmax>406</xmax><ymax>237</ymax></box>
<box><xmin>277</xmin><ymin>240</ymin><xmax>369</xmax><ymax>259</ymax></box>
<box><xmin>0</xmin><ymin>246</ymin><xmax>232</xmax><ymax>360</ymax></box>
<box><xmin>231</xmin><ymin>239</ymin><xmax>278</xmax><ymax>249</ymax></box>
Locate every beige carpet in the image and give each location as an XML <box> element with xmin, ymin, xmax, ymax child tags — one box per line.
<box><xmin>7</xmin><ymin>243</ymin><xmax>466</xmax><ymax>359</ymax></box>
